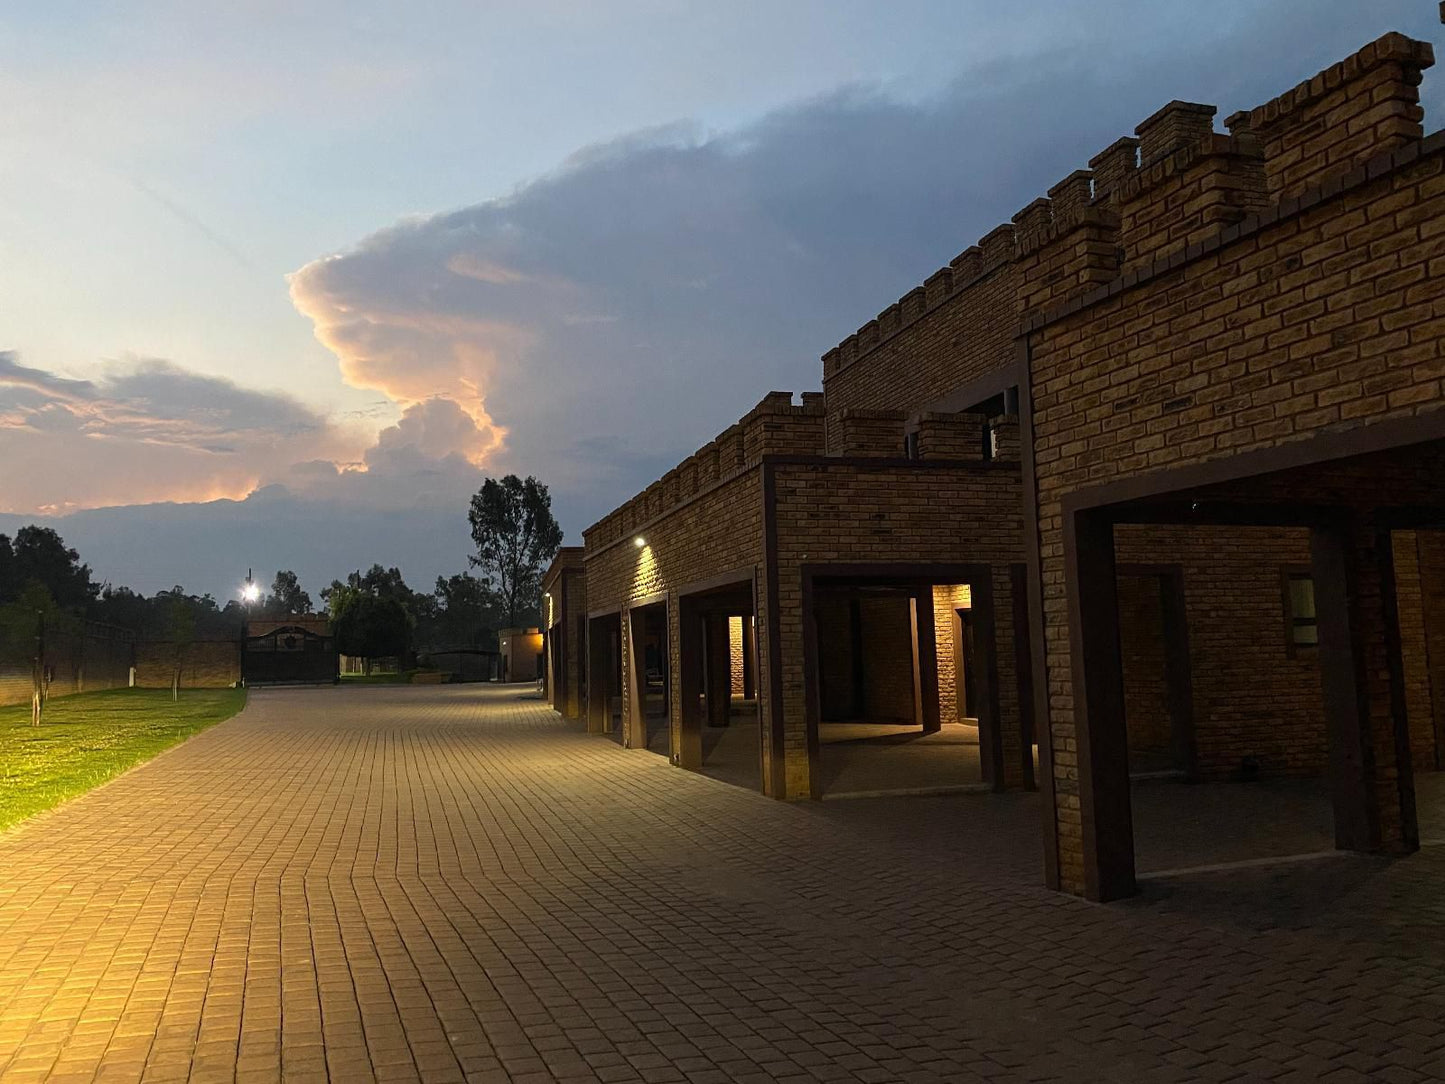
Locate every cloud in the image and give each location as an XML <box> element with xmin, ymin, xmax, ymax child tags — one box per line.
<box><xmin>0</xmin><ymin>353</ymin><xmax>368</xmax><ymax>514</ymax></box>
<box><xmin>290</xmin><ymin>2</ymin><xmax>1443</xmax><ymax>534</ymax></box>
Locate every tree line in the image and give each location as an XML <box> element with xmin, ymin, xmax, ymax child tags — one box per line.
<box><xmin>0</xmin><ymin>473</ymin><xmax>564</xmax><ymax>670</ymax></box>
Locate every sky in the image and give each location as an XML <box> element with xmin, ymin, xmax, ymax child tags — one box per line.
<box><xmin>1</xmin><ymin>1</ymin><xmax>1442</xmax><ymax>602</ymax></box>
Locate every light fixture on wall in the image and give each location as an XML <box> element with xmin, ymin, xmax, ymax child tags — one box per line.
<box><xmin>634</xmin><ymin>536</ymin><xmax>646</xmax><ymax>548</ymax></box>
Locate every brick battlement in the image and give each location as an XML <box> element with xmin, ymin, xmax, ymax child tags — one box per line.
<box><xmin>821</xmin><ymin>30</ymin><xmax>1436</xmax><ymax>379</ymax></box>
<box><xmin>582</xmin><ymin>391</ymin><xmax>825</xmax><ymax>549</ymax></box>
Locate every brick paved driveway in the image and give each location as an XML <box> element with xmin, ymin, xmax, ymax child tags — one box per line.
<box><xmin>1</xmin><ymin>685</ymin><xmax>1443</xmax><ymax>1083</ymax></box>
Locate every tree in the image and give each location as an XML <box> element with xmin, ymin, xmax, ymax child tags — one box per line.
<box><xmin>467</xmin><ymin>475</ymin><xmax>562</xmax><ymax>629</ymax></box>
<box><xmin>326</xmin><ymin>584</ymin><xmax>412</xmax><ymax>673</ymax></box>
<box><xmin>6</xmin><ymin>526</ymin><xmax>95</xmax><ymax>609</ymax></box>
<box><xmin>268</xmin><ymin>570</ymin><xmax>313</xmax><ymax>616</ymax></box>
<box><xmin>0</xmin><ymin>582</ymin><xmax>62</xmax><ymax>725</ymax></box>
<box><xmin>428</xmin><ymin>572</ymin><xmax>503</xmax><ymax>649</ymax></box>
<box><xmin>164</xmin><ymin>592</ymin><xmax>196</xmax><ymax>702</ymax></box>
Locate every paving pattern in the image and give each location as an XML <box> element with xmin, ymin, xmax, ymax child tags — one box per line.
<box><xmin>1</xmin><ymin>684</ymin><xmax>1443</xmax><ymax>1083</ymax></box>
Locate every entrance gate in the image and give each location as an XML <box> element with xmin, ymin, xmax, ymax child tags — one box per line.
<box><xmin>243</xmin><ymin>624</ymin><xmax>338</xmax><ymax>686</ymax></box>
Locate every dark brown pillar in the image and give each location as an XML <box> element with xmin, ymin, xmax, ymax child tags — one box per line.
<box><xmin>971</xmin><ymin>572</ymin><xmax>1005</xmax><ymax>790</ymax></box>
<box><xmin>1159</xmin><ymin>570</ymin><xmax>1197</xmax><ymax>779</ymax></box>
<box><xmin>625</xmin><ymin>608</ymin><xmax>648</xmax><ymax>750</ymax></box>
<box><xmin>742</xmin><ymin>617</ymin><xmax>756</xmax><ymax>699</ymax></box>
<box><xmin>1312</xmin><ymin>518</ymin><xmax>1422</xmax><ymax>854</ymax></box>
<box><xmin>912</xmin><ymin>591</ymin><xmax>941</xmax><ymax>734</ymax></box>
<box><xmin>1010</xmin><ymin>563</ymin><xmax>1037</xmax><ymax>790</ymax></box>
<box><xmin>705</xmin><ymin>612</ymin><xmax>732</xmax><ymax>728</ymax></box>
<box><xmin>586</xmin><ymin>618</ymin><xmax>608</xmax><ymax>734</ymax></box>
<box><xmin>1311</xmin><ymin>520</ymin><xmax>1379</xmax><ymax>851</ymax></box>
<box><xmin>1068</xmin><ymin>510</ymin><xmax>1135</xmax><ymax>902</ymax></box>
<box><xmin>678</xmin><ymin>603</ymin><xmax>704</xmax><ymax>770</ymax></box>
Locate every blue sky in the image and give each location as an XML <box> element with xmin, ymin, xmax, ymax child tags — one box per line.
<box><xmin>1</xmin><ymin>1</ymin><xmax>1440</xmax><ymax>600</ymax></box>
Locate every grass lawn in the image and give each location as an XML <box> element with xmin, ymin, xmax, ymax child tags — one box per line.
<box><xmin>0</xmin><ymin>687</ymin><xmax>247</xmax><ymax>832</ymax></box>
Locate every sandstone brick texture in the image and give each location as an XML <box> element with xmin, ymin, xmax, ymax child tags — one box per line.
<box><xmin>1115</xmin><ymin>524</ymin><xmax>1325</xmax><ymax>781</ymax></box>
<box><xmin>0</xmin><ymin>622</ymin><xmax>135</xmax><ymax>707</ymax></box>
<box><xmin>581</xmin><ymin>31</ymin><xmax>1445</xmax><ymax>901</ymax></box>
<box><xmin>133</xmin><ymin>639</ymin><xmax>241</xmax><ymax>689</ymax></box>
<box><xmin>1018</xmin><ymin>33</ymin><xmax>1443</xmax><ymax>894</ymax></box>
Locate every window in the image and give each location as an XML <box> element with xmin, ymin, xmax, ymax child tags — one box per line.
<box><xmin>1283</xmin><ymin>570</ymin><xmax>1318</xmax><ymax>653</ymax></box>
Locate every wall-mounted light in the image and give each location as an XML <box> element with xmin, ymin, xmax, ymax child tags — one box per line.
<box><xmin>634</xmin><ymin>536</ymin><xmax>646</xmax><ymax>548</ymax></box>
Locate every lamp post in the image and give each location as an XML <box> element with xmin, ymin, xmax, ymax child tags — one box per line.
<box><xmin>240</xmin><ymin>570</ymin><xmax>260</xmax><ymax>687</ymax></box>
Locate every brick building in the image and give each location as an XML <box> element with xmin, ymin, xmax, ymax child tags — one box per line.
<box><xmin>578</xmin><ymin>30</ymin><xmax>1445</xmax><ymax>899</ymax></box>
<box><xmin>542</xmin><ymin>547</ymin><xmax>587</xmax><ymax>718</ymax></box>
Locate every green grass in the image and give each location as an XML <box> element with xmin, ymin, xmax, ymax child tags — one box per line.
<box><xmin>0</xmin><ymin>687</ymin><xmax>247</xmax><ymax>832</ymax></box>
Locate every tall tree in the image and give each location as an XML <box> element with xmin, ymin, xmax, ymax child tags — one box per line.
<box><xmin>164</xmin><ymin>593</ymin><xmax>196</xmax><ymax>702</ymax></box>
<box><xmin>0</xmin><ymin>534</ymin><xmax>15</xmax><ymax>603</ymax></box>
<box><xmin>268</xmin><ymin>570</ymin><xmax>313</xmax><ymax>615</ymax></box>
<box><xmin>429</xmin><ymin>572</ymin><xmax>503</xmax><ymax>648</ymax></box>
<box><xmin>4</xmin><ymin>526</ymin><xmax>94</xmax><ymax>609</ymax></box>
<box><xmin>325</xmin><ymin>583</ymin><xmax>412</xmax><ymax>673</ymax></box>
<box><xmin>467</xmin><ymin>475</ymin><xmax>562</xmax><ymax>629</ymax></box>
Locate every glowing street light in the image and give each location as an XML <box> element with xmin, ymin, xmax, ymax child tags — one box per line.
<box><xmin>241</xmin><ymin>569</ymin><xmax>259</xmax><ymax>604</ymax></box>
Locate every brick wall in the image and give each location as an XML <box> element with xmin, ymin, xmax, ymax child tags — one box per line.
<box><xmin>858</xmin><ymin>594</ymin><xmax>915</xmax><ymax>723</ymax></box>
<box><xmin>1026</xmin><ymin>32</ymin><xmax>1441</xmax><ymax>891</ymax></box>
<box><xmin>772</xmin><ymin>461</ymin><xmax>1026</xmax><ymax>795</ymax></box>
<box><xmin>821</xmin><ymin>237</ymin><xmax>1020</xmax><ymax>424</ymax></box>
<box><xmin>1116</xmin><ymin>572</ymin><xmax>1171</xmax><ymax>756</ymax></box>
<box><xmin>543</xmin><ymin>550</ymin><xmax>587</xmax><ymax>717</ymax></box>
<box><xmin>1117</xmin><ymin>525</ymin><xmax>1324</xmax><ymax>780</ymax></box>
<box><xmin>815</xmin><ymin>594</ymin><xmax>854</xmax><ymax>720</ymax></box>
<box><xmin>133</xmin><ymin>640</ymin><xmax>240</xmax><ymax>689</ymax></box>
<box><xmin>0</xmin><ymin>624</ymin><xmax>135</xmax><ymax>707</ymax></box>
<box><xmin>932</xmin><ymin>584</ymin><xmax>973</xmax><ymax>722</ymax></box>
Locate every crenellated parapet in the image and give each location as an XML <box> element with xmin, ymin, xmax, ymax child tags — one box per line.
<box><xmin>915</xmin><ymin>412</ymin><xmax>984</xmax><ymax>461</ymax></box>
<box><xmin>582</xmin><ymin>391</ymin><xmax>826</xmax><ymax>549</ymax></box>
<box><xmin>1229</xmin><ymin>31</ymin><xmax>1433</xmax><ymax>201</ymax></box>
<box><xmin>821</xmin><ymin>226</ymin><xmax>1019</xmax><ymax>383</ymax></box>
<box><xmin>821</xmin><ymin>30</ymin><xmax>1438</xmax><ymax>378</ymax></box>
<box><xmin>827</xmin><ymin>409</ymin><xmax>908</xmax><ymax>457</ymax></box>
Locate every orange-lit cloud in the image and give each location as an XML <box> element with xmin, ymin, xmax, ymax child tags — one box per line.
<box><xmin>0</xmin><ymin>352</ymin><xmax>369</xmax><ymax>514</ymax></box>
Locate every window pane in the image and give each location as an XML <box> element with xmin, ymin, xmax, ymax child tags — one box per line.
<box><xmin>1289</xmin><ymin>576</ymin><xmax>1316</xmax><ymax>620</ymax></box>
<box><xmin>1293</xmin><ymin>622</ymin><xmax>1319</xmax><ymax>646</ymax></box>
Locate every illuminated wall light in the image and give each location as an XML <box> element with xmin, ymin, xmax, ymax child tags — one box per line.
<box><xmin>634</xmin><ymin>536</ymin><xmax>647</xmax><ymax>548</ymax></box>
